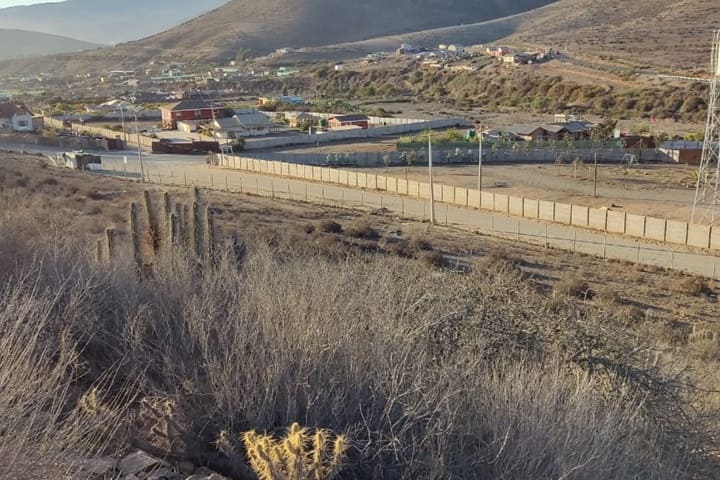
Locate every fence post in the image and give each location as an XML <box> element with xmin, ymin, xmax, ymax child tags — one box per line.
<box><xmin>225</xmin><ymin>176</ymin><xmax>229</xmax><ymax>191</ymax></box>
<box><xmin>184</xmin><ymin>172</ymin><xmax>187</xmax><ymax>187</ymax></box>
<box><xmin>445</xmin><ymin>205</ymin><xmax>449</xmax><ymax>226</ymax></box>
<box><xmin>170</xmin><ymin>170</ymin><xmax>174</xmax><ymax>185</ymax></box>
<box><xmin>211</xmin><ymin>175</ymin><xmax>214</xmax><ymax>189</ymax></box>
<box><xmin>671</xmin><ymin>251</ymin><xmax>675</xmax><ymax>269</ymax></box>
<box><xmin>271</xmin><ymin>180</ymin><xmax>275</xmax><ymax>199</ymax></box>
<box><xmin>603</xmin><ymin>235</ymin><xmax>607</xmax><ymax>259</ymax></box>
<box><xmin>545</xmin><ymin>223</ymin><xmax>549</xmax><ymax>248</ymax></box>
<box><xmin>305</xmin><ymin>184</ymin><xmax>308</xmax><ymax>202</ymax></box>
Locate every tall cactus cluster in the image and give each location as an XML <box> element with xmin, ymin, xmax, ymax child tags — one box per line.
<box><xmin>98</xmin><ymin>187</ymin><xmax>219</xmax><ymax>272</ymax></box>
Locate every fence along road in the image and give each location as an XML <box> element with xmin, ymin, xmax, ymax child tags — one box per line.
<box><xmin>99</xmin><ymin>155</ymin><xmax>720</xmax><ymax>280</ymax></box>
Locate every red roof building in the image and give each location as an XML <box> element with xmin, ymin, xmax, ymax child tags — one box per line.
<box><xmin>328</xmin><ymin>114</ymin><xmax>370</xmax><ymax>130</ymax></box>
<box><xmin>160</xmin><ymin>99</ymin><xmax>223</xmax><ymax>129</ymax></box>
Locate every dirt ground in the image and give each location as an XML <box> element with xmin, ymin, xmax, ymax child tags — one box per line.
<box><xmin>2</xmin><ymin>152</ymin><xmax>719</xmax><ymax>345</ymax></box>
<box><xmin>358</xmin><ymin>162</ymin><xmax>700</xmax><ymax>222</ymax></box>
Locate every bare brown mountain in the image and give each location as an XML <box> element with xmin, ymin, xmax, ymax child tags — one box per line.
<box><xmin>0</xmin><ymin>0</ymin><xmax>556</xmax><ymax>74</ymax></box>
<box><xmin>134</xmin><ymin>0</ymin><xmax>555</xmax><ymax>59</ymax></box>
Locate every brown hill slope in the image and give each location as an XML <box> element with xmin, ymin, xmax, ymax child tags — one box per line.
<box><xmin>130</xmin><ymin>0</ymin><xmax>556</xmax><ymax>60</ymax></box>
<box><xmin>505</xmin><ymin>0</ymin><xmax>720</xmax><ymax>72</ymax></box>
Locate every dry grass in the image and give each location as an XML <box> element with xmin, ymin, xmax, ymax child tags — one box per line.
<box><xmin>318</xmin><ymin>220</ymin><xmax>343</xmax><ymax>234</ymax></box>
<box><xmin>343</xmin><ymin>220</ymin><xmax>379</xmax><ymax>240</ymax></box>
<box><xmin>554</xmin><ymin>274</ymin><xmax>595</xmax><ymax>300</ymax></box>
<box><xmin>678</xmin><ymin>277</ymin><xmax>714</xmax><ymax>297</ymax></box>
<box><xmin>1</xmin><ymin>154</ymin><xmax>720</xmax><ymax>479</ymax></box>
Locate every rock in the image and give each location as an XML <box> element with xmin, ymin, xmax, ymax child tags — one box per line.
<box><xmin>186</xmin><ymin>473</ymin><xmax>227</xmax><ymax>480</ymax></box>
<box><xmin>80</xmin><ymin>457</ymin><xmax>117</xmax><ymax>476</ymax></box>
<box><xmin>119</xmin><ymin>451</ymin><xmax>168</xmax><ymax>476</ymax></box>
<box><xmin>177</xmin><ymin>461</ymin><xmax>195</xmax><ymax>475</ymax></box>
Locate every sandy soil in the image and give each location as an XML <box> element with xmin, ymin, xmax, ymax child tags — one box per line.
<box><xmin>358</xmin><ymin>162</ymin><xmax>700</xmax><ymax>222</ymax></box>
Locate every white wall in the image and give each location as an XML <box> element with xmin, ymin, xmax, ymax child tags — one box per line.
<box><xmin>11</xmin><ymin>113</ymin><xmax>34</xmax><ymax>132</ymax></box>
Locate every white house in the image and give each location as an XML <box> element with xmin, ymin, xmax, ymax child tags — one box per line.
<box><xmin>0</xmin><ymin>103</ymin><xmax>34</xmax><ymax>132</ymax></box>
<box><xmin>212</xmin><ymin>111</ymin><xmax>278</xmax><ymax>138</ymax></box>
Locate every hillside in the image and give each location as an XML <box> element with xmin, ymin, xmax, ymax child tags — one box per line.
<box><xmin>0</xmin><ymin>0</ymin><xmax>228</xmax><ymax>45</ymax></box>
<box><xmin>505</xmin><ymin>0</ymin><xmax>719</xmax><ymax>73</ymax></box>
<box><xmin>130</xmin><ymin>0</ymin><xmax>555</xmax><ymax>60</ymax></box>
<box><xmin>0</xmin><ymin>29</ymin><xmax>98</xmax><ymax>60</ymax></box>
<box><xmin>0</xmin><ymin>0</ymin><xmax>555</xmax><ymax>74</ymax></box>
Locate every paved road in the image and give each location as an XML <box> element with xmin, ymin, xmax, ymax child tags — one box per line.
<box><xmin>94</xmin><ymin>154</ymin><xmax>720</xmax><ymax>280</ymax></box>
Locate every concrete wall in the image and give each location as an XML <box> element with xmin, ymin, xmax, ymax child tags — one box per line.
<box><xmin>243</xmin><ymin>117</ymin><xmax>472</xmax><ymax>150</ymax></box>
<box><xmin>219</xmin><ymin>154</ymin><xmax>717</xmax><ymax>251</ymax></box>
<box><xmin>645</xmin><ymin>217</ymin><xmax>667</xmax><ymax>242</ymax></box>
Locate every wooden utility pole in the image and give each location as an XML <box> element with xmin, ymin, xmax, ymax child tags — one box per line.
<box><xmin>593</xmin><ymin>153</ymin><xmax>598</xmax><ymax>197</ymax></box>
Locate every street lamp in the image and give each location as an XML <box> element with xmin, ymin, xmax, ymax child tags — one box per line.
<box><xmin>121</xmin><ymin>94</ymin><xmax>145</xmax><ymax>182</ymax></box>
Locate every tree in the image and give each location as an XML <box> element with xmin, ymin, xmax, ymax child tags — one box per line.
<box><xmin>592</xmin><ymin>118</ymin><xmax>618</xmax><ymax>140</ymax></box>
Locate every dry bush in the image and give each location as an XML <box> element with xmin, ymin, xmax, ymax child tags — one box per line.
<box><xmin>302</xmin><ymin>223</ymin><xmax>315</xmax><ymax>234</ymax></box>
<box><xmin>595</xmin><ymin>287</ymin><xmax>621</xmax><ymax>305</ymax></box>
<box><xmin>407</xmin><ymin>236</ymin><xmax>433</xmax><ymax>253</ymax></box>
<box><xmin>419</xmin><ymin>249</ymin><xmax>447</xmax><ymax>268</ymax></box>
<box><xmin>344</xmin><ymin>220</ymin><xmax>379</xmax><ymax>240</ymax></box>
<box><xmin>0</xmin><ymin>189</ymin><xmax>716</xmax><ymax>480</ymax></box>
<box><xmin>554</xmin><ymin>274</ymin><xmax>595</xmax><ymax>300</ymax></box>
<box><xmin>678</xmin><ymin>277</ymin><xmax>714</xmax><ymax>297</ymax></box>
<box><xmin>482</xmin><ymin>248</ymin><xmax>522</xmax><ymax>272</ymax></box>
<box><xmin>318</xmin><ymin>220</ymin><xmax>342</xmax><ymax>234</ymax></box>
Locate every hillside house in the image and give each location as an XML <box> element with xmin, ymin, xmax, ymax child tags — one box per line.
<box><xmin>211</xmin><ymin>111</ymin><xmax>277</xmax><ymax>138</ymax></box>
<box><xmin>160</xmin><ymin>99</ymin><xmax>223</xmax><ymax>129</ymax></box>
<box><xmin>486</xmin><ymin>46</ymin><xmax>512</xmax><ymax>58</ymax></box>
<box><xmin>0</xmin><ymin>103</ymin><xmax>35</xmax><ymax>132</ymax></box>
<box><xmin>659</xmin><ymin>140</ymin><xmax>704</xmax><ymax>165</ymax></box>
<box><xmin>328</xmin><ymin>114</ymin><xmax>369</xmax><ymax>130</ymax></box>
<box><xmin>507</xmin><ymin>121</ymin><xmax>593</xmax><ymax>141</ymax></box>
<box><xmin>288</xmin><ymin>112</ymin><xmax>317</xmax><ymax>128</ymax></box>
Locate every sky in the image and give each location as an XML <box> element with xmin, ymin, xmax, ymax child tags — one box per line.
<box><xmin>0</xmin><ymin>0</ymin><xmax>65</xmax><ymax>7</ymax></box>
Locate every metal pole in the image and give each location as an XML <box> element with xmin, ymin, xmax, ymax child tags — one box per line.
<box><xmin>134</xmin><ymin>112</ymin><xmax>144</xmax><ymax>182</ymax></box>
<box><xmin>428</xmin><ymin>132</ymin><xmax>436</xmax><ymax>224</ymax></box>
<box><xmin>593</xmin><ymin>153</ymin><xmax>598</xmax><ymax>197</ymax></box>
<box><xmin>477</xmin><ymin>124</ymin><xmax>483</xmax><ymax>193</ymax></box>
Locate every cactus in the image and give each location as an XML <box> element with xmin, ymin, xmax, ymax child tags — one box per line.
<box><xmin>105</xmin><ymin>228</ymin><xmax>117</xmax><ymax>264</ymax></box>
<box><xmin>205</xmin><ymin>206</ymin><xmax>215</xmax><ymax>262</ymax></box>
<box><xmin>129</xmin><ymin>202</ymin><xmax>143</xmax><ymax>272</ymax></box>
<box><xmin>144</xmin><ymin>190</ymin><xmax>162</xmax><ymax>254</ymax></box>
<box><xmin>193</xmin><ymin>202</ymin><xmax>203</xmax><ymax>258</ymax></box>
<box><xmin>95</xmin><ymin>239</ymin><xmax>104</xmax><ymax>264</ymax></box>
<box><xmin>182</xmin><ymin>204</ymin><xmax>192</xmax><ymax>249</ymax></box>
<box><xmin>101</xmin><ymin>190</ymin><xmax>230</xmax><ymax>274</ymax></box>
<box><xmin>170</xmin><ymin>213</ymin><xmax>180</xmax><ymax>246</ymax></box>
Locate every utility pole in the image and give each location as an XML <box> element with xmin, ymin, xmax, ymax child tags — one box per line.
<box><xmin>133</xmin><ymin>109</ymin><xmax>144</xmax><ymax>182</ymax></box>
<box><xmin>119</xmin><ymin>102</ymin><xmax>127</xmax><ymax>146</ymax></box>
<box><xmin>428</xmin><ymin>132</ymin><xmax>436</xmax><ymax>224</ymax></box>
<box><xmin>477</xmin><ymin>124</ymin><xmax>483</xmax><ymax>193</ymax></box>
<box><xmin>593</xmin><ymin>153</ymin><xmax>598</xmax><ymax>197</ymax></box>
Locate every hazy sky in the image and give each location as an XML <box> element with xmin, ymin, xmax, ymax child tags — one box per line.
<box><xmin>0</xmin><ymin>0</ymin><xmax>64</xmax><ymax>7</ymax></box>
